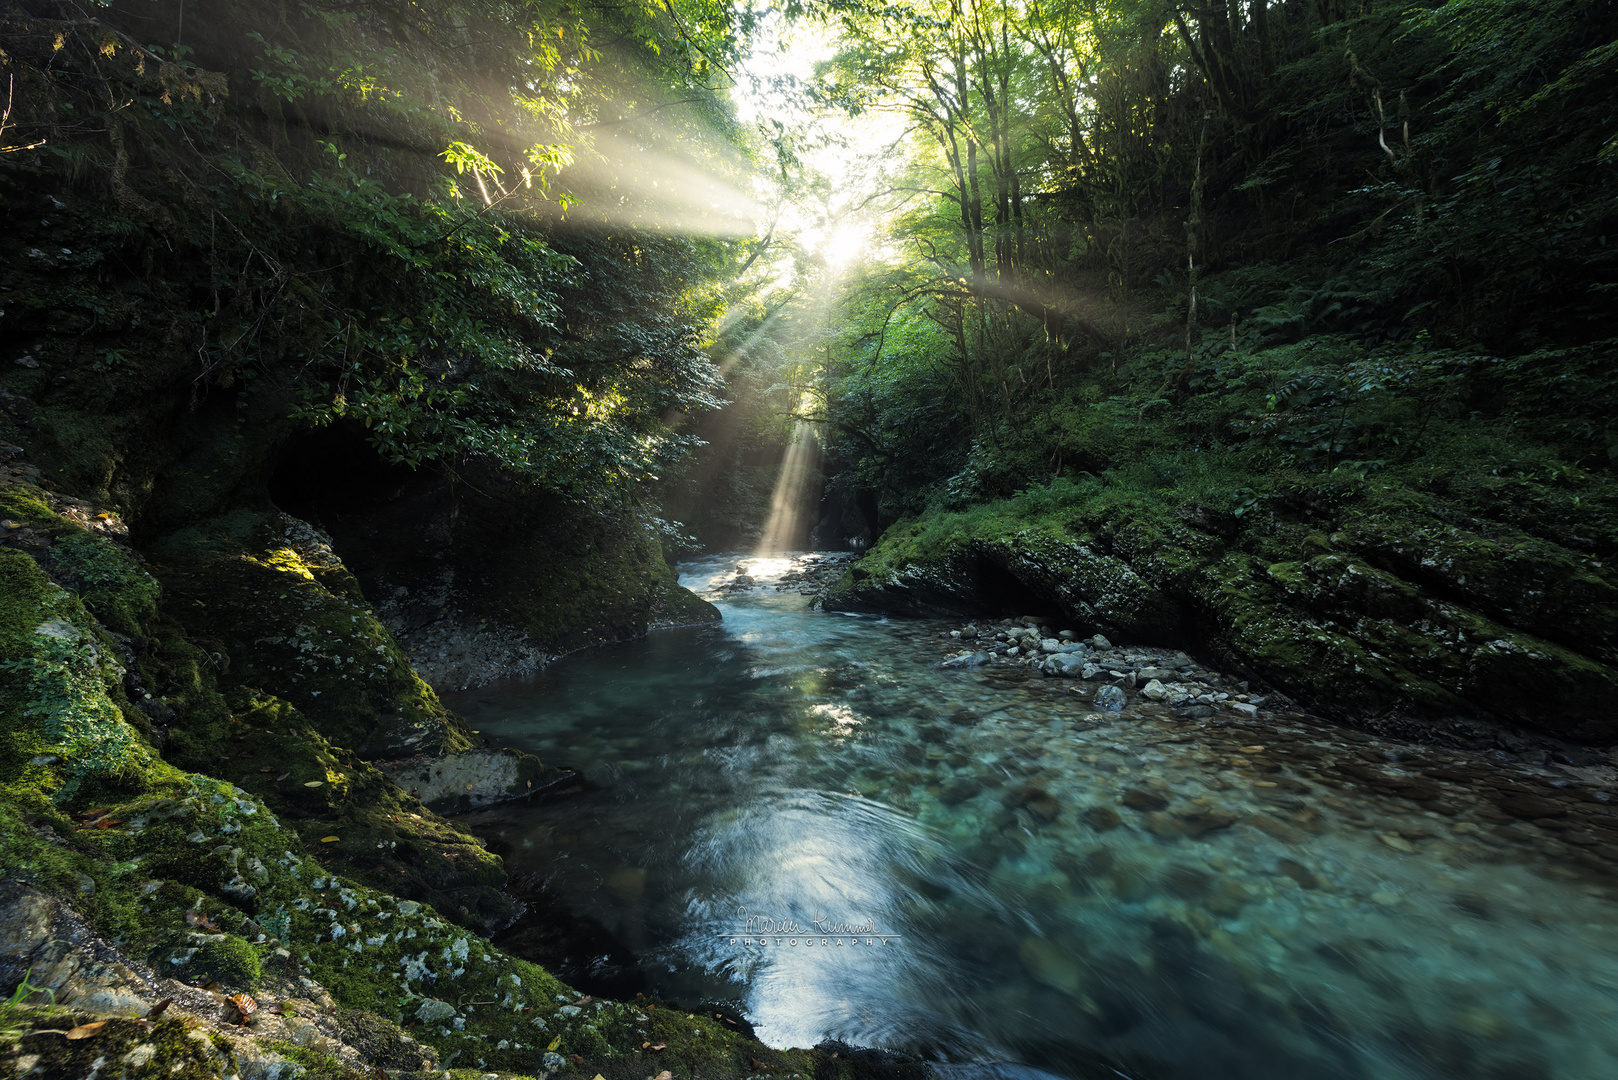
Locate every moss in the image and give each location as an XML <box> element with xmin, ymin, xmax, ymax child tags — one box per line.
<box><xmin>49</xmin><ymin>531</ymin><xmax>161</xmax><ymax>638</ymax></box>
<box><xmin>2</xmin><ymin>1010</ymin><xmax>233</xmax><ymax>1079</ymax></box>
<box><xmin>146</xmin><ymin>510</ymin><xmax>473</xmax><ymax>759</ymax></box>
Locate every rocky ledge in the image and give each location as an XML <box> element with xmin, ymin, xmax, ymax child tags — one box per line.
<box><xmin>822</xmin><ymin>498</ymin><xmax>1618</xmax><ymax>744</ymax></box>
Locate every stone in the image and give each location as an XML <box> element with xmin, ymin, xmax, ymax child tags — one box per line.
<box><xmin>1090</xmin><ymin>635</ymin><xmax>1111</xmax><ymax>648</ymax></box>
<box><xmin>1275</xmin><ymin>858</ymin><xmax>1320</xmax><ymax>889</ymax></box>
<box><xmin>1141</xmin><ymin>679</ymin><xmax>1169</xmax><ymax>701</ymax></box>
<box><xmin>1093</xmin><ymin>685</ymin><xmax>1126</xmax><ymax>712</ymax></box>
<box><xmin>1121</xmin><ymin>788</ymin><xmax>1169</xmax><ymax>812</ymax></box>
<box><xmin>415</xmin><ymin>998</ymin><xmax>458</xmax><ymax>1023</ymax></box>
<box><xmin>940</xmin><ymin>651</ymin><xmax>991</xmax><ymax>669</ymax></box>
<box><xmin>1038</xmin><ymin>653</ymin><xmax>1086</xmax><ymax>678</ymax></box>
<box><xmin>1058</xmin><ymin>630</ymin><xmax>1078</xmax><ymax>641</ymax></box>
<box><xmin>1083</xmin><ymin>806</ymin><xmax>1122</xmax><ymax>831</ymax></box>
<box><xmin>1378</xmin><ymin>833</ymin><xmax>1418</xmax><ymax>853</ymax></box>
<box><xmin>1495</xmin><ymin>794</ymin><xmax>1568</xmax><ymax>819</ymax></box>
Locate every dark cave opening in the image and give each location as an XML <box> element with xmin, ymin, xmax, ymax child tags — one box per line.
<box><xmin>267</xmin><ymin>422</ymin><xmax>420</xmax><ymax>529</ymax></box>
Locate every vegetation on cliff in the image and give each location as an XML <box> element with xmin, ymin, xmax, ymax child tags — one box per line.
<box><xmin>776</xmin><ymin>0</ymin><xmax>1618</xmax><ymax>737</ymax></box>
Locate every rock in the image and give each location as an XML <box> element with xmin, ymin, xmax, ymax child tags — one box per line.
<box><xmin>1230</xmin><ymin>702</ymin><xmax>1259</xmax><ymax>715</ymax></box>
<box><xmin>1121</xmin><ymin>788</ymin><xmax>1169</xmax><ymax>812</ymax></box>
<box><xmin>940</xmin><ymin>650</ymin><xmax>991</xmax><ymax>669</ymax></box>
<box><xmin>1138</xmin><ymin>666</ymin><xmax>1178</xmax><ymax>681</ymax></box>
<box><xmin>415</xmin><ymin>998</ymin><xmax>459</xmax><ymax>1023</ymax></box>
<box><xmin>1040</xmin><ymin>638</ymin><xmax>1062</xmax><ymax>653</ymax></box>
<box><xmin>1494</xmin><ymin>793</ymin><xmax>1568</xmax><ymax>819</ymax></box>
<box><xmin>376</xmin><ymin>748</ymin><xmax>569</xmax><ymax>814</ymax></box>
<box><xmin>1092</xmin><ymin>684</ymin><xmax>1126</xmax><ymax>711</ymax></box>
<box><xmin>1275</xmin><ymin>858</ymin><xmax>1320</xmax><ymax>889</ymax></box>
<box><xmin>1378</xmin><ymin>833</ymin><xmax>1418</xmax><ymax>853</ymax></box>
<box><xmin>1090</xmin><ymin>635</ymin><xmax>1112</xmax><ymax>648</ymax></box>
<box><xmin>938</xmin><ymin>777</ymin><xmax>982</xmax><ymax>805</ymax></box>
<box><xmin>1038</xmin><ymin>653</ymin><xmax>1086</xmax><ymax>678</ymax></box>
<box><xmin>1058</xmin><ymin>630</ymin><xmax>1078</xmax><ymax>641</ymax></box>
<box><xmin>1083</xmin><ymin>806</ymin><xmax>1121</xmax><ymax>831</ymax></box>
<box><xmin>1141</xmin><ymin>679</ymin><xmax>1169</xmax><ymax>701</ymax></box>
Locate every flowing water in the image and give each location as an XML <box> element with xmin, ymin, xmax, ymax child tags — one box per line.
<box><xmin>450</xmin><ymin>553</ymin><xmax>1618</xmax><ymax>1080</ymax></box>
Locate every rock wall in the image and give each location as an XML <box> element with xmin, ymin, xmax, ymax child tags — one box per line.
<box><xmin>823</xmin><ymin>495</ymin><xmax>1618</xmax><ymax>744</ymax></box>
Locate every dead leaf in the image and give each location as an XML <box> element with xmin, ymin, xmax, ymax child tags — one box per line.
<box><xmin>259</xmin><ymin>766</ymin><xmax>276</xmax><ymax>773</ymax></box>
<box><xmin>750</xmin><ymin>1057</ymin><xmax>774</xmax><ymax>1070</ymax></box>
<box><xmin>65</xmin><ymin>1021</ymin><xmax>108</xmax><ymax>1040</ymax></box>
<box><xmin>319</xmin><ymin>836</ymin><xmax>341</xmax><ymax>843</ymax></box>
<box><xmin>650</xmin><ymin>1041</ymin><xmax>667</xmax><ymax>1050</ymax></box>
<box><xmin>546</xmin><ymin>1035</ymin><xmax>561</xmax><ymax>1051</ymax></box>
<box><xmin>567</xmin><ymin>1054</ymin><xmax>585</xmax><ymax>1065</ymax></box>
<box><xmin>653</xmin><ymin>1073</ymin><xmax>673</xmax><ymax>1080</ymax></box>
<box><xmin>185</xmin><ymin>909</ymin><xmax>221</xmax><ymax>932</ymax></box>
<box><xmin>227</xmin><ymin>993</ymin><xmax>258</xmax><ymax>1021</ymax></box>
<box><xmin>72</xmin><ymin>808</ymin><xmax>111</xmax><ymax>820</ymax></box>
<box><xmin>275</xmin><ymin>773</ymin><xmax>290</xmax><ymax>782</ymax></box>
<box><xmin>574</xmin><ymin>994</ymin><xmax>593</xmax><ymax>1005</ymax></box>
<box><xmin>144</xmin><ymin>998</ymin><xmax>172</xmax><ymax>1020</ymax></box>
<box><xmin>303</xmin><ymin>781</ymin><xmax>324</xmax><ymax>787</ymax></box>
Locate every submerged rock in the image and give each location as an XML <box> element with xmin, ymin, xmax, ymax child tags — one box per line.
<box><xmin>1094</xmin><ymin>685</ymin><xmax>1126</xmax><ymax>712</ymax></box>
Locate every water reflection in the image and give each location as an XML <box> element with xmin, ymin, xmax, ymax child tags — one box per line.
<box><xmin>451</xmin><ymin>553</ymin><xmax>1618</xmax><ymax>1080</ymax></box>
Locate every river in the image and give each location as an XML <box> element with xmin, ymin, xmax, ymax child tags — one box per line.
<box><xmin>448</xmin><ymin>552</ymin><xmax>1618</xmax><ymax>1080</ymax></box>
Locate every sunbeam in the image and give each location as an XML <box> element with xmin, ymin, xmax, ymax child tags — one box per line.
<box><xmin>754</xmin><ymin>420</ymin><xmax>822</xmax><ymax>554</ymax></box>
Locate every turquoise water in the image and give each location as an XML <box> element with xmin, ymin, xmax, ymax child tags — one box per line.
<box><xmin>449</xmin><ymin>554</ymin><xmax>1618</xmax><ymax>1079</ymax></box>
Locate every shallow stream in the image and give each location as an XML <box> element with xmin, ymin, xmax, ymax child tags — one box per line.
<box><xmin>450</xmin><ymin>553</ymin><xmax>1618</xmax><ymax>1080</ymax></box>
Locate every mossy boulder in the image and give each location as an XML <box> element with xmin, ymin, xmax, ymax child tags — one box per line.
<box><xmin>145</xmin><ymin>509</ymin><xmax>473</xmax><ymax>760</ymax></box>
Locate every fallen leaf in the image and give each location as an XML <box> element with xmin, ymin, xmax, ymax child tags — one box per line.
<box><xmin>574</xmin><ymin>995</ymin><xmax>593</xmax><ymax>1005</ymax></box>
<box><xmin>185</xmin><ymin>909</ymin><xmax>221</xmax><ymax>932</ymax></box>
<box><xmin>227</xmin><ymin>993</ymin><xmax>258</xmax><ymax>1020</ymax></box>
<box><xmin>275</xmin><ymin>773</ymin><xmax>289</xmax><ymax>782</ymax></box>
<box><xmin>319</xmin><ymin>836</ymin><xmax>341</xmax><ymax>843</ymax></box>
<box><xmin>65</xmin><ymin>1021</ymin><xmax>108</xmax><ymax>1040</ymax></box>
<box><xmin>751</xmin><ymin>1058</ymin><xmax>774</xmax><ymax>1070</ymax></box>
<box><xmin>653</xmin><ymin>1073</ymin><xmax>673</xmax><ymax>1080</ymax></box>
<box><xmin>144</xmin><ymin>998</ymin><xmax>172</xmax><ymax>1020</ymax></box>
<box><xmin>650</xmin><ymin>1041</ymin><xmax>667</xmax><ymax>1050</ymax></box>
<box><xmin>567</xmin><ymin>1054</ymin><xmax>585</xmax><ymax>1065</ymax></box>
<box><xmin>303</xmin><ymin>781</ymin><xmax>324</xmax><ymax>787</ymax></box>
<box><xmin>72</xmin><ymin>808</ymin><xmax>110</xmax><ymax>820</ymax></box>
<box><xmin>546</xmin><ymin>1035</ymin><xmax>561</xmax><ymax>1051</ymax></box>
<box><xmin>259</xmin><ymin>766</ymin><xmax>276</xmax><ymax>773</ymax></box>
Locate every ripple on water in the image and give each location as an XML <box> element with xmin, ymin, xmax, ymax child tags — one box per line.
<box><xmin>450</xmin><ymin>552</ymin><xmax>1618</xmax><ymax>1080</ymax></box>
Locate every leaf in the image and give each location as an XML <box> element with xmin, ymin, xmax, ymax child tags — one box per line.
<box><xmin>650</xmin><ymin>1041</ymin><xmax>667</xmax><ymax>1050</ymax></box>
<box><xmin>567</xmin><ymin>1054</ymin><xmax>585</xmax><ymax>1065</ymax></box>
<box><xmin>303</xmin><ymin>781</ymin><xmax>324</xmax><ymax>787</ymax></box>
<box><xmin>144</xmin><ymin>997</ymin><xmax>172</xmax><ymax>1020</ymax></box>
<box><xmin>546</xmin><ymin>1035</ymin><xmax>561</xmax><ymax>1051</ymax></box>
<box><xmin>653</xmin><ymin>1073</ymin><xmax>673</xmax><ymax>1080</ymax></box>
<box><xmin>319</xmin><ymin>836</ymin><xmax>341</xmax><ymax>843</ymax></box>
<box><xmin>184</xmin><ymin>909</ymin><xmax>221</xmax><ymax>932</ymax></box>
<box><xmin>227</xmin><ymin>993</ymin><xmax>258</xmax><ymax>1019</ymax></box>
<box><xmin>65</xmin><ymin>1021</ymin><xmax>108</xmax><ymax>1039</ymax></box>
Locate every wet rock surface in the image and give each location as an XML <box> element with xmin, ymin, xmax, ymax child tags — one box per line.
<box><xmin>821</xmin><ymin>514</ymin><xmax>1618</xmax><ymax>742</ymax></box>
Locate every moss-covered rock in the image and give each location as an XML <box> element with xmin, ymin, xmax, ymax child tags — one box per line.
<box><xmin>827</xmin><ymin>477</ymin><xmax>1618</xmax><ymax>741</ymax></box>
<box><xmin>145</xmin><ymin>509</ymin><xmax>473</xmax><ymax>760</ymax></box>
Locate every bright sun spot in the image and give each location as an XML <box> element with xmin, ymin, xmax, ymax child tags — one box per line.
<box><xmin>820</xmin><ymin>222</ymin><xmax>870</xmax><ymax>269</ymax></box>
